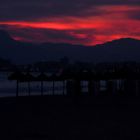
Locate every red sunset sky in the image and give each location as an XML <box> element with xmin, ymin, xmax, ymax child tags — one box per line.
<box><xmin>0</xmin><ymin>0</ymin><xmax>140</xmax><ymax>46</ymax></box>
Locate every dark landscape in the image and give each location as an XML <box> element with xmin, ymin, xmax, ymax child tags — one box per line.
<box><xmin>0</xmin><ymin>29</ymin><xmax>140</xmax><ymax>139</ymax></box>
<box><xmin>0</xmin><ymin>30</ymin><xmax>140</xmax><ymax>64</ymax></box>
<box><xmin>0</xmin><ymin>0</ymin><xmax>140</xmax><ymax>139</ymax></box>
<box><xmin>1</xmin><ymin>96</ymin><xmax>140</xmax><ymax>140</ymax></box>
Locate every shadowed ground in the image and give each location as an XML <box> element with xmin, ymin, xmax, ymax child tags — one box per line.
<box><xmin>0</xmin><ymin>96</ymin><xmax>140</xmax><ymax>140</ymax></box>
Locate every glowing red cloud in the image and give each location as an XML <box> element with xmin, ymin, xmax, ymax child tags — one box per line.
<box><xmin>0</xmin><ymin>5</ymin><xmax>140</xmax><ymax>45</ymax></box>
<box><xmin>0</xmin><ymin>19</ymin><xmax>105</xmax><ymax>30</ymax></box>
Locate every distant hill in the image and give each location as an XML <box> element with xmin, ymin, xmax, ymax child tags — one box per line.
<box><xmin>0</xmin><ymin>30</ymin><xmax>140</xmax><ymax>64</ymax></box>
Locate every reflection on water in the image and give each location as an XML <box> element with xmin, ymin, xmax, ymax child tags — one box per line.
<box><xmin>0</xmin><ymin>72</ymin><xmax>67</xmax><ymax>97</ymax></box>
<box><xmin>0</xmin><ymin>72</ymin><xmax>123</xmax><ymax>97</ymax></box>
<box><xmin>0</xmin><ymin>72</ymin><xmax>92</xmax><ymax>97</ymax></box>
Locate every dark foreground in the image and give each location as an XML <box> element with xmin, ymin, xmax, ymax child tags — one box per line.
<box><xmin>1</xmin><ymin>95</ymin><xmax>140</xmax><ymax>140</ymax></box>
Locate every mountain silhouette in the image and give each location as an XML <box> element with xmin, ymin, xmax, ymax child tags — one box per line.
<box><xmin>0</xmin><ymin>30</ymin><xmax>140</xmax><ymax>64</ymax></box>
<box><xmin>96</xmin><ymin>38</ymin><xmax>140</xmax><ymax>47</ymax></box>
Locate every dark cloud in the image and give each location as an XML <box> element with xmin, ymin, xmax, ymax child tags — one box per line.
<box><xmin>0</xmin><ymin>4</ymin><xmax>102</xmax><ymax>21</ymax></box>
<box><xmin>128</xmin><ymin>10</ymin><xmax>140</xmax><ymax>20</ymax></box>
<box><xmin>0</xmin><ymin>25</ymin><xmax>96</xmax><ymax>45</ymax></box>
<box><xmin>0</xmin><ymin>0</ymin><xmax>140</xmax><ymax>5</ymax></box>
<box><xmin>0</xmin><ymin>0</ymin><xmax>140</xmax><ymax>21</ymax></box>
